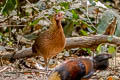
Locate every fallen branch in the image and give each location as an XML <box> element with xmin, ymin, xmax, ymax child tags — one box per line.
<box><xmin>65</xmin><ymin>35</ymin><xmax>120</xmax><ymax>49</ymax></box>
<box><xmin>0</xmin><ymin>35</ymin><xmax>120</xmax><ymax>60</ymax></box>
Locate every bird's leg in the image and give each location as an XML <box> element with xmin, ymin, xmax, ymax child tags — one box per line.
<box><xmin>44</xmin><ymin>57</ymin><xmax>50</xmax><ymax>71</ymax></box>
<box><xmin>44</xmin><ymin>57</ymin><xmax>51</xmax><ymax>77</ymax></box>
<box><xmin>45</xmin><ymin>58</ymin><xmax>48</xmax><ymax>71</ymax></box>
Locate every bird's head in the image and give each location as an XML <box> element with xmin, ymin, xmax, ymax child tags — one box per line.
<box><xmin>93</xmin><ymin>53</ymin><xmax>112</xmax><ymax>70</ymax></box>
<box><xmin>55</xmin><ymin>12</ymin><xmax>64</xmax><ymax>21</ymax></box>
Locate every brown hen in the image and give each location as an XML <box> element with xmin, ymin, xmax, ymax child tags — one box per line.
<box><xmin>32</xmin><ymin>12</ymin><xmax>66</xmax><ymax>68</ymax></box>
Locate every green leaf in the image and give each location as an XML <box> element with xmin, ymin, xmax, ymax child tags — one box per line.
<box><xmin>71</xmin><ymin>9</ymin><xmax>79</xmax><ymax>19</ymax></box>
<box><xmin>108</xmin><ymin>46</ymin><xmax>116</xmax><ymax>54</ymax></box>
<box><xmin>94</xmin><ymin>0</ymin><xmax>98</xmax><ymax>2</ymax></box>
<box><xmin>80</xmin><ymin>29</ymin><xmax>88</xmax><ymax>36</ymax></box>
<box><xmin>29</xmin><ymin>18</ymin><xmax>41</xmax><ymax>26</ymax></box>
<box><xmin>63</xmin><ymin>20</ymin><xmax>74</xmax><ymax>37</ymax></box>
<box><xmin>1</xmin><ymin>0</ymin><xmax>18</xmax><ymax>15</ymax></box>
<box><xmin>96</xmin><ymin>44</ymin><xmax>106</xmax><ymax>54</ymax></box>
<box><xmin>0</xmin><ymin>32</ymin><xmax>3</xmax><ymax>42</ymax></box>
<box><xmin>82</xmin><ymin>48</ymin><xmax>91</xmax><ymax>55</ymax></box>
<box><xmin>7</xmin><ymin>41</ymin><xmax>12</xmax><ymax>46</ymax></box>
<box><xmin>60</xmin><ymin>2</ymin><xmax>70</xmax><ymax>9</ymax></box>
<box><xmin>0</xmin><ymin>32</ymin><xmax>3</xmax><ymax>36</ymax></box>
<box><xmin>97</xmin><ymin>44</ymin><xmax>102</xmax><ymax>53</ymax></box>
<box><xmin>86</xmin><ymin>48</ymin><xmax>91</xmax><ymax>54</ymax></box>
<box><xmin>80</xmin><ymin>20</ymin><xmax>96</xmax><ymax>33</ymax></box>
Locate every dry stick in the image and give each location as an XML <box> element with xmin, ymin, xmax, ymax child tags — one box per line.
<box><xmin>25</xmin><ymin>0</ymin><xmax>40</xmax><ymax>13</ymax></box>
<box><xmin>0</xmin><ymin>57</ymin><xmax>3</xmax><ymax>66</ymax></box>
<box><xmin>6</xmin><ymin>70</ymin><xmax>46</xmax><ymax>74</ymax></box>
<box><xmin>10</xmin><ymin>34</ymin><xmax>24</xmax><ymax>61</ymax></box>
<box><xmin>114</xmin><ymin>45</ymin><xmax>117</xmax><ymax>70</ymax></box>
<box><xmin>0</xmin><ymin>16</ymin><xmax>13</xmax><ymax>23</ymax></box>
<box><xmin>0</xmin><ymin>35</ymin><xmax>120</xmax><ymax>60</ymax></box>
<box><xmin>0</xmin><ymin>66</ymin><xmax>9</xmax><ymax>72</ymax></box>
<box><xmin>86</xmin><ymin>1</ymin><xmax>96</xmax><ymax>30</ymax></box>
<box><xmin>0</xmin><ymin>25</ymin><xmax>27</xmax><ymax>27</ymax></box>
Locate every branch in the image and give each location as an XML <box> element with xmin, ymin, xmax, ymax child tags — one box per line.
<box><xmin>65</xmin><ymin>35</ymin><xmax>120</xmax><ymax>49</ymax></box>
<box><xmin>0</xmin><ymin>35</ymin><xmax>120</xmax><ymax>60</ymax></box>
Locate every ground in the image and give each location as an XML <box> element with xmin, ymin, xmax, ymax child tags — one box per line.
<box><xmin>0</xmin><ymin>53</ymin><xmax>119</xmax><ymax>80</ymax></box>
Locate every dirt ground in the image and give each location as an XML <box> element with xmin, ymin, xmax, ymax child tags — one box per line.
<box><xmin>0</xmin><ymin>53</ymin><xmax>119</xmax><ymax>80</ymax></box>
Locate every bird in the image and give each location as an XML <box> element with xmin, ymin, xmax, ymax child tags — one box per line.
<box><xmin>93</xmin><ymin>53</ymin><xmax>112</xmax><ymax>70</ymax></box>
<box><xmin>32</xmin><ymin>12</ymin><xmax>66</xmax><ymax>69</ymax></box>
<box><xmin>48</xmin><ymin>53</ymin><xmax>112</xmax><ymax>80</ymax></box>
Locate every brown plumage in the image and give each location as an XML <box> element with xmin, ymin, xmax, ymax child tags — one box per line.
<box><xmin>32</xmin><ymin>12</ymin><xmax>66</xmax><ymax>67</ymax></box>
<box><xmin>48</xmin><ymin>54</ymin><xmax>112</xmax><ymax>80</ymax></box>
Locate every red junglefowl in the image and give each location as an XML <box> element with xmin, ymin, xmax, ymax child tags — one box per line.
<box><xmin>32</xmin><ymin>12</ymin><xmax>66</xmax><ymax>69</ymax></box>
<box><xmin>48</xmin><ymin>54</ymin><xmax>112</xmax><ymax>80</ymax></box>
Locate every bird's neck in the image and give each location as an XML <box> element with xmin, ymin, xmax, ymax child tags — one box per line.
<box><xmin>56</xmin><ymin>20</ymin><xmax>62</xmax><ymax>29</ymax></box>
<box><xmin>49</xmin><ymin>17</ymin><xmax>63</xmax><ymax>32</ymax></box>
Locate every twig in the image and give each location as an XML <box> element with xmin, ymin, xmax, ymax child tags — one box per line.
<box><xmin>0</xmin><ymin>25</ymin><xmax>27</xmax><ymax>27</ymax></box>
<box><xmin>0</xmin><ymin>16</ymin><xmax>13</xmax><ymax>23</ymax></box>
<box><xmin>0</xmin><ymin>66</ymin><xmax>9</xmax><ymax>72</ymax></box>
<box><xmin>8</xmin><ymin>16</ymin><xmax>12</xmax><ymax>40</ymax></box>
<box><xmin>86</xmin><ymin>1</ymin><xmax>96</xmax><ymax>30</ymax></box>
<box><xmin>25</xmin><ymin>0</ymin><xmax>40</xmax><ymax>13</ymax></box>
<box><xmin>5</xmin><ymin>70</ymin><xmax>46</xmax><ymax>74</ymax></box>
<box><xmin>0</xmin><ymin>57</ymin><xmax>3</xmax><ymax>66</ymax></box>
<box><xmin>16</xmin><ymin>33</ymin><xmax>24</xmax><ymax>51</ymax></box>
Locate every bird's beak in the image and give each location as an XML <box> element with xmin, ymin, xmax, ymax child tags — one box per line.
<box><xmin>60</xmin><ymin>11</ymin><xmax>65</xmax><ymax>15</ymax></box>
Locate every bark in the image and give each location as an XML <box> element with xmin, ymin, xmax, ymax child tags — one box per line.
<box><xmin>65</xmin><ymin>35</ymin><xmax>120</xmax><ymax>49</ymax></box>
<box><xmin>0</xmin><ymin>35</ymin><xmax>120</xmax><ymax>60</ymax></box>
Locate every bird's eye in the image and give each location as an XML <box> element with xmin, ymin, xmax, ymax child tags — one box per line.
<box><xmin>56</xmin><ymin>15</ymin><xmax>58</xmax><ymax>17</ymax></box>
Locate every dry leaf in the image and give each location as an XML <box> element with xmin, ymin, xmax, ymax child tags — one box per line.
<box><xmin>107</xmin><ymin>76</ymin><xmax>113</xmax><ymax>80</ymax></box>
<box><xmin>104</xmin><ymin>17</ymin><xmax>117</xmax><ymax>35</ymax></box>
<box><xmin>34</xmin><ymin>24</ymin><xmax>42</xmax><ymax>30</ymax></box>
